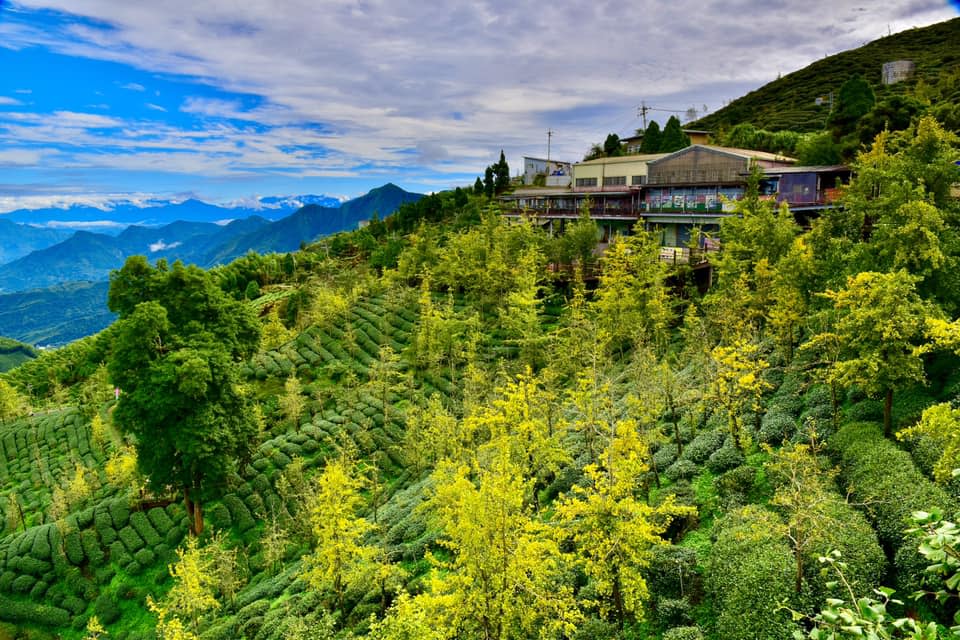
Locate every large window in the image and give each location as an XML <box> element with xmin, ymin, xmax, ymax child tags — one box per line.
<box><xmin>603</xmin><ymin>175</ymin><xmax>627</xmax><ymax>186</ymax></box>
<box><xmin>631</xmin><ymin>175</ymin><xmax>646</xmax><ymax>185</ymax></box>
<box><xmin>575</xmin><ymin>177</ymin><xmax>597</xmax><ymax>188</ymax></box>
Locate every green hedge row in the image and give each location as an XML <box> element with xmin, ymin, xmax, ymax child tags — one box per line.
<box><xmin>828</xmin><ymin>422</ymin><xmax>955</xmax><ymax>592</ymax></box>
<box><xmin>706</xmin><ymin>505</ymin><xmax>799</xmax><ymax>640</ymax></box>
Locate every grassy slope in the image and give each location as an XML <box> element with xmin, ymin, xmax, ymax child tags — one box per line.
<box><xmin>0</xmin><ymin>337</ymin><xmax>38</xmax><ymax>373</ymax></box>
<box><xmin>692</xmin><ymin>17</ymin><xmax>960</xmax><ymax>133</ymax></box>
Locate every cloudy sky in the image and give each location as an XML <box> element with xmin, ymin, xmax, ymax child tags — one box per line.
<box><xmin>0</xmin><ymin>1</ymin><xmax>957</xmax><ymax>211</ymax></box>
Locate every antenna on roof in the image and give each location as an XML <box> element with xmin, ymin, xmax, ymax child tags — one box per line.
<box><xmin>547</xmin><ymin>129</ymin><xmax>553</xmax><ymax>162</ymax></box>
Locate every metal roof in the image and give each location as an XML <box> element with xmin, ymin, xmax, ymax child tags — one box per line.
<box><xmin>649</xmin><ymin>144</ymin><xmax>796</xmax><ymax>165</ymax></box>
<box><xmin>762</xmin><ymin>165</ymin><xmax>849</xmax><ymax>174</ymax></box>
<box><xmin>575</xmin><ymin>153</ymin><xmax>670</xmax><ymax>167</ymax></box>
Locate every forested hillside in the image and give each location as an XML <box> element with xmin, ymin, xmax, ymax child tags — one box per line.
<box><xmin>0</xmin><ymin>119</ymin><xmax>959</xmax><ymax>640</ymax></box>
<box><xmin>692</xmin><ymin>17</ymin><xmax>960</xmax><ymax>133</ymax></box>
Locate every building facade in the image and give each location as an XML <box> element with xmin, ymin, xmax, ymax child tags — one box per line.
<box><xmin>501</xmin><ymin>145</ymin><xmax>849</xmax><ymax>264</ymax></box>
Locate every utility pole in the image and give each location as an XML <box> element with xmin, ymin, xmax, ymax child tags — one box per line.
<box><xmin>638</xmin><ymin>101</ymin><xmax>649</xmax><ymax>130</ymax></box>
<box><xmin>547</xmin><ymin>129</ymin><xmax>553</xmax><ymax>162</ymax></box>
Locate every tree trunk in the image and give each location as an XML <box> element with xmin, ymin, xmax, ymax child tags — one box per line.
<box><xmin>612</xmin><ymin>570</ymin><xmax>626</xmax><ymax>629</ymax></box>
<box><xmin>794</xmin><ymin>548</ymin><xmax>804</xmax><ymax>594</ymax></box>
<box><xmin>884</xmin><ymin>388</ymin><xmax>893</xmax><ymax>438</ymax></box>
<box><xmin>830</xmin><ymin>380</ymin><xmax>839</xmax><ymax>432</ymax></box>
<box><xmin>184</xmin><ymin>488</ymin><xmax>204</xmax><ymax>536</ymax></box>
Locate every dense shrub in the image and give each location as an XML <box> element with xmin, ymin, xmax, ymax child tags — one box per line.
<box><xmin>63</xmin><ymin>531</ymin><xmax>85</xmax><ymax>565</ymax></box>
<box><xmin>656</xmin><ymin>597</ymin><xmax>692</xmax><ymax>627</ymax></box>
<box><xmin>665</xmin><ymin>459</ymin><xmax>699</xmax><ymax>483</ymax></box>
<box><xmin>652</xmin><ymin>443</ymin><xmax>680</xmax><ymax>471</ymax></box>
<box><xmin>129</xmin><ymin>512</ymin><xmax>161</xmax><ymax>546</ymax></box>
<box><xmin>109</xmin><ymin>541</ymin><xmax>132</xmax><ymax>567</ymax></box>
<box><xmin>0</xmin><ymin>595</ymin><xmax>71</xmax><ymax>626</ymax></box>
<box><xmin>94</xmin><ymin>592</ymin><xmax>121</xmax><ymax>625</ymax></box>
<box><xmin>681</xmin><ymin>429</ymin><xmax>725</xmax><ymax>464</ymax></box>
<box><xmin>845</xmin><ymin>399</ymin><xmax>883</xmax><ymax>422</ymax></box>
<box><xmin>94</xmin><ymin>508</ymin><xmax>116</xmax><ymax>545</ymax></box>
<box><xmin>706</xmin><ymin>444</ymin><xmax>744</xmax><ymax>474</ymax></box>
<box><xmin>828</xmin><ymin>422</ymin><xmax>954</xmax><ymax>592</ymax></box>
<box><xmin>147</xmin><ymin>507</ymin><xmax>175</xmax><ymax>534</ymax></box>
<box><xmin>223</xmin><ymin>494</ymin><xmax>257</xmax><ymax>531</ymax></box>
<box><xmin>60</xmin><ymin>595</ymin><xmax>86</xmax><ymax>616</ymax></box>
<box><xmin>767</xmin><ymin>393</ymin><xmax>804</xmax><ymax>419</ymax></box>
<box><xmin>663</xmin><ymin>626</ymin><xmax>704</xmax><ymax>640</ymax></box>
<box><xmin>715</xmin><ymin>465</ymin><xmax>757</xmax><ymax>506</ymax></box>
<box><xmin>134</xmin><ymin>548</ymin><xmax>156</xmax><ymax>567</ymax></box>
<box><xmin>644</xmin><ymin>545</ymin><xmax>699</xmax><ymax>600</ymax></box>
<box><xmin>11</xmin><ymin>574</ymin><xmax>37</xmax><ymax>593</ymax></box>
<box><xmin>800</xmin><ymin>499</ymin><xmax>886</xmax><ymax>611</ymax></box>
<box><xmin>109</xmin><ymin>500</ymin><xmax>130</xmax><ymax>529</ymax></box>
<box><xmin>706</xmin><ymin>505</ymin><xmax>798</xmax><ymax>640</ymax></box>
<box><xmin>118</xmin><ymin>526</ymin><xmax>144</xmax><ymax>553</ymax></box>
<box><xmin>208</xmin><ymin>504</ymin><xmax>232</xmax><ymax>531</ymax></box>
<box><xmin>30</xmin><ymin>525</ymin><xmax>52</xmax><ymax>560</ymax></box>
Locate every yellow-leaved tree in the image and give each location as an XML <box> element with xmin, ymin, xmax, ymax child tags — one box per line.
<box><xmin>555</xmin><ymin>420</ymin><xmax>693</xmax><ymax>627</ymax></box>
<box><xmin>303</xmin><ymin>458</ymin><xmax>376</xmax><ymax>614</ymax></box>
<box><xmin>422</xmin><ymin>444</ymin><xmax>581</xmax><ymax>639</ymax></box>
<box><xmin>708</xmin><ymin>338</ymin><xmax>772</xmax><ymax>451</ymax></box>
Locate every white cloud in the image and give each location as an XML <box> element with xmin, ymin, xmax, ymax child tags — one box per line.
<box><xmin>146</xmin><ymin>103</ymin><xmax>167</xmax><ymax>112</ymax></box>
<box><xmin>149</xmin><ymin>239</ymin><xmax>182</xmax><ymax>252</ymax></box>
<box><xmin>0</xmin><ymin>97</ymin><xmax>23</xmax><ymax>106</ymax></box>
<box><xmin>2</xmin><ymin>0</ymin><xmax>956</xmax><ymax>189</ymax></box>
<box><xmin>40</xmin><ymin>219</ymin><xmax>128</xmax><ymax>229</ymax></box>
<box><xmin>0</xmin><ymin>149</ymin><xmax>43</xmax><ymax>165</ymax></box>
<box><xmin>121</xmin><ymin>82</ymin><xmax>145</xmax><ymax>91</ymax></box>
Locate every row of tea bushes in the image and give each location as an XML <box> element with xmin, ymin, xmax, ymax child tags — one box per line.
<box><xmin>0</xmin><ymin>409</ymin><xmax>112</xmax><ymax>535</ymax></box>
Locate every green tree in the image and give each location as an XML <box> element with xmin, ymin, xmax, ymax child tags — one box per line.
<box><xmin>603</xmin><ymin>133</ymin><xmax>623</xmax><ymax>157</ymax></box>
<box><xmin>708</xmin><ymin>338</ymin><xmax>772</xmax><ymax>451</ymax></box>
<box><xmin>279</xmin><ymin>373</ymin><xmax>306</xmax><ymax>430</ymax></box>
<box><xmin>794</xmin><ymin>131</ymin><xmax>841</xmax><ymax>165</ymax></box>
<box><xmin>639</xmin><ymin>121</ymin><xmax>663</xmax><ymax>154</ymax></box>
<box><xmin>483</xmin><ymin>166</ymin><xmax>495</xmax><ymax>198</ymax></box>
<box><xmin>592</xmin><ymin>227</ymin><xmax>672</xmax><ymax>355</ymax></box>
<box><xmin>107</xmin><ymin>257</ymin><xmax>261</xmax><ymax>535</ymax></box>
<box><xmin>659</xmin><ymin>116</ymin><xmax>690</xmax><ymax>152</ymax></box>
<box><xmin>828</xmin><ymin>74</ymin><xmax>876</xmax><ymax>143</ymax></box>
<box><xmin>806</xmin><ymin>271</ymin><xmax>931</xmax><ymax>437</ymax></box>
<box><xmin>494</xmin><ymin>150</ymin><xmax>511</xmax><ymax>194</ymax></box>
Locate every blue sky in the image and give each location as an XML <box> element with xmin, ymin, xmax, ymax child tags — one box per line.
<box><xmin>0</xmin><ymin>0</ymin><xmax>957</xmax><ymax>212</ymax></box>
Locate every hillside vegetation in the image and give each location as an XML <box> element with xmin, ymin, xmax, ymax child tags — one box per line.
<box><xmin>0</xmin><ymin>120</ymin><xmax>959</xmax><ymax>640</ymax></box>
<box><xmin>693</xmin><ymin>17</ymin><xmax>960</xmax><ymax>133</ymax></box>
<box><xmin>0</xmin><ymin>338</ymin><xmax>37</xmax><ymax>373</ymax></box>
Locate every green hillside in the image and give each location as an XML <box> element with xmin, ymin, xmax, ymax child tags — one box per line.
<box><xmin>692</xmin><ymin>17</ymin><xmax>960</xmax><ymax>133</ymax></box>
<box><xmin>0</xmin><ymin>125</ymin><xmax>958</xmax><ymax>640</ymax></box>
<box><xmin>0</xmin><ymin>338</ymin><xmax>37</xmax><ymax>373</ymax></box>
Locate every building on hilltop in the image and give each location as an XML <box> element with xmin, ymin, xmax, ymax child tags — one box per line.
<box><xmin>882</xmin><ymin>60</ymin><xmax>915</xmax><ymax>85</ymax></box>
<box><xmin>621</xmin><ymin>129</ymin><xmax>711</xmax><ymax>153</ymax></box>
<box><xmin>500</xmin><ymin>144</ymin><xmax>850</xmax><ymax>268</ymax></box>
<box><xmin>522</xmin><ymin>157</ymin><xmax>573</xmax><ymax>187</ymax></box>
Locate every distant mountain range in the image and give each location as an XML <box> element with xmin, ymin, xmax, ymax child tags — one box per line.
<box><xmin>1</xmin><ymin>193</ymin><xmax>344</xmax><ymax>230</ymax></box>
<box><xmin>0</xmin><ymin>183</ymin><xmax>422</xmax><ymax>345</ymax></box>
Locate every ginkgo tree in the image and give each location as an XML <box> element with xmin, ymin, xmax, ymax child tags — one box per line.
<box><xmin>422</xmin><ymin>444</ymin><xmax>582</xmax><ymax>640</ymax></box>
<box><xmin>806</xmin><ymin>270</ymin><xmax>932</xmax><ymax>437</ymax></box>
<box><xmin>555</xmin><ymin>419</ymin><xmax>693</xmax><ymax>627</ymax></box>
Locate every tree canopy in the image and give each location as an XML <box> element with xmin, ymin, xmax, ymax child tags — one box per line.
<box><xmin>107</xmin><ymin>257</ymin><xmax>261</xmax><ymax>534</ymax></box>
